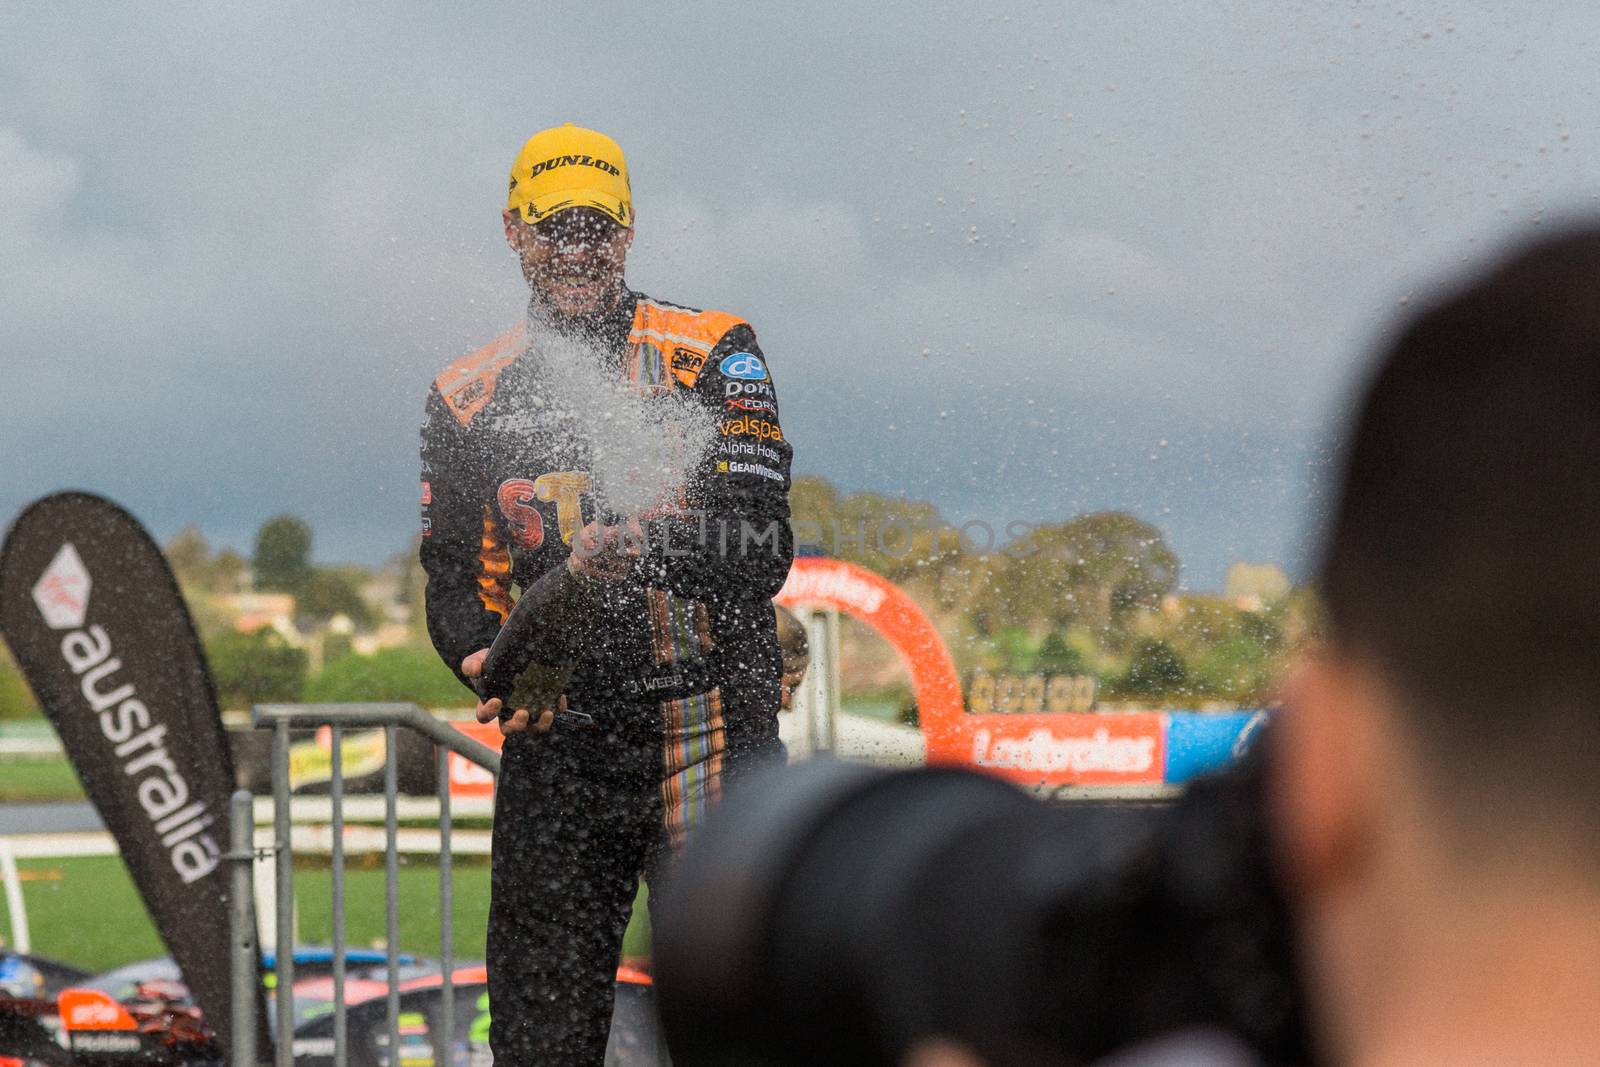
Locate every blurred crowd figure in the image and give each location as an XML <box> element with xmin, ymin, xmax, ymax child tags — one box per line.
<box><xmin>774</xmin><ymin>603</ymin><xmax>811</xmax><ymax>709</ymax></box>
<box><xmin>916</xmin><ymin>227</ymin><xmax>1600</xmax><ymax>1066</ymax></box>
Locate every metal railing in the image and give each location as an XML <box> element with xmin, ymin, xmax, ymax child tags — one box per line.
<box><xmin>230</xmin><ymin>702</ymin><xmax>501</xmax><ymax>1067</ymax></box>
<box><xmin>0</xmin><ymin>838</ymin><xmax>30</xmax><ymax>954</ymax></box>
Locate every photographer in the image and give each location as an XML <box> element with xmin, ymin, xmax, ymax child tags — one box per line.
<box><xmin>1271</xmin><ymin>228</ymin><xmax>1600</xmax><ymax>1065</ymax></box>
<box><xmin>654</xmin><ymin>227</ymin><xmax>1600</xmax><ymax>1067</ymax></box>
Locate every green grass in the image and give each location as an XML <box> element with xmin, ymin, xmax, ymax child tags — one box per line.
<box><xmin>2</xmin><ymin>853</ymin><xmax>651</xmax><ymax>974</ymax></box>
<box><xmin>839</xmin><ymin>697</ymin><xmax>903</xmax><ymax>723</ymax></box>
<box><xmin>0</xmin><ymin>755</ymin><xmax>501</xmax><ymax>818</ymax></box>
<box><xmin>2</xmin><ymin>856</ymin><xmax>169</xmax><ymax>968</ymax></box>
<box><xmin>0</xmin><ymin>758</ymin><xmax>85</xmax><ymax>803</ymax></box>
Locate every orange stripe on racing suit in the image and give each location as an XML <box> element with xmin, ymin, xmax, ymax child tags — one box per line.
<box><xmin>436</xmin><ymin>323</ymin><xmax>526</xmax><ymax>427</ymax></box>
<box><xmin>627</xmin><ymin>300</ymin><xmax>745</xmax><ymax>393</ymax></box>
<box><xmin>477</xmin><ymin>507</ymin><xmax>513</xmax><ymax>623</ymax></box>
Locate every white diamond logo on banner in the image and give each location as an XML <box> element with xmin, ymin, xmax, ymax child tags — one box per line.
<box><xmin>32</xmin><ymin>542</ymin><xmax>92</xmax><ymax>630</ymax></box>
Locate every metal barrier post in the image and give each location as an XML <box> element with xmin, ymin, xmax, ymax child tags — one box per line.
<box><xmin>254</xmin><ymin>704</ymin><xmax>501</xmax><ymax>774</ymax></box>
<box><xmin>248</xmin><ymin>703</ymin><xmax>503</xmax><ymax>1067</ymax></box>
<box><xmin>805</xmin><ymin>609</ymin><xmax>837</xmax><ymax>751</ymax></box>
<box><xmin>228</xmin><ymin>790</ymin><xmax>258</xmax><ymax>1067</ymax></box>
<box><xmin>330</xmin><ymin>726</ymin><xmax>348</xmax><ymax>1067</ymax></box>
<box><xmin>437</xmin><ymin>745</ymin><xmax>454</xmax><ymax>1064</ymax></box>
<box><xmin>273</xmin><ymin>719</ymin><xmax>295</xmax><ymax>1067</ymax></box>
<box><xmin>0</xmin><ymin>838</ymin><xmax>30</xmax><ymax>954</ymax></box>
<box><xmin>384</xmin><ymin>723</ymin><xmax>401</xmax><ymax>1066</ymax></box>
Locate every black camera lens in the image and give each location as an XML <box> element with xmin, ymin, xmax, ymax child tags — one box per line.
<box><xmin>654</xmin><ymin>742</ymin><xmax>1313</xmax><ymax>1067</ymax></box>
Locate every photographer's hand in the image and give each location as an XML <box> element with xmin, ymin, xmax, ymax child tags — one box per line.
<box><xmin>462</xmin><ymin>648</ymin><xmax>557</xmax><ymax>737</ymax></box>
<box><xmin>903</xmin><ymin>1041</ymin><xmax>987</xmax><ymax>1067</ymax></box>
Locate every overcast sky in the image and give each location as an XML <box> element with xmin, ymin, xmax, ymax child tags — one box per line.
<box><xmin>4</xmin><ymin>3</ymin><xmax>1597</xmax><ymax>588</ymax></box>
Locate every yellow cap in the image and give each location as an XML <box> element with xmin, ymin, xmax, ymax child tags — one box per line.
<box><xmin>506</xmin><ymin>124</ymin><xmax>632</xmax><ymax>227</ymax></box>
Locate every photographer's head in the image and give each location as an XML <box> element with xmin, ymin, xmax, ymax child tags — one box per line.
<box><xmin>1279</xmin><ymin>230</ymin><xmax>1600</xmax><ymax>1065</ymax></box>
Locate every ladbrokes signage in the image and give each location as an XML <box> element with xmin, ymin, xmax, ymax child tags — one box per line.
<box><xmin>0</xmin><ymin>492</ymin><xmax>267</xmax><ymax>1057</ymax></box>
<box><xmin>776</xmin><ymin>557</ymin><xmax>1166</xmax><ymax>788</ymax></box>
<box><xmin>966</xmin><ymin>715</ymin><xmax>1165</xmax><ymax>785</ymax></box>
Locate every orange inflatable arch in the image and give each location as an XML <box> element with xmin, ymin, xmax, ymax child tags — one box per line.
<box><xmin>774</xmin><ymin>556</ymin><xmax>967</xmax><ymax>762</ymax></box>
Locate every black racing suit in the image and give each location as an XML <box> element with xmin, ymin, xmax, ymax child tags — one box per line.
<box><xmin>420</xmin><ymin>290</ymin><xmax>793</xmax><ymax>1063</ymax></box>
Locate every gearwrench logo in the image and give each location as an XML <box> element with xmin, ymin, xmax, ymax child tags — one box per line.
<box><xmin>32</xmin><ymin>542</ymin><xmax>91</xmax><ymax>630</ymax></box>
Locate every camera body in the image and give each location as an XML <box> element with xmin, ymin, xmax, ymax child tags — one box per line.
<box><xmin>654</xmin><ymin>740</ymin><xmax>1312</xmax><ymax>1066</ymax></box>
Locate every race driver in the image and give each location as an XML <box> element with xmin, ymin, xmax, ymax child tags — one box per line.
<box><xmin>419</xmin><ymin>123</ymin><xmax>794</xmax><ymax>1063</ymax></box>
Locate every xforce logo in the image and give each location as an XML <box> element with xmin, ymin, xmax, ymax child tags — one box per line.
<box><xmin>526</xmin><ymin>154</ymin><xmax>621</xmax><ymax>179</ymax></box>
<box><xmin>719</xmin><ymin>416</ymin><xmax>784</xmax><ymax>443</ymax></box>
<box><xmin>726</xmin><ymin>397</ymin><xmax>776</xmax><ymax>415</ymax></box>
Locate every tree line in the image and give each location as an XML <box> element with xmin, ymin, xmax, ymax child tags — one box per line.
<box><xmin>175</xmin><ymin>515</ymin><xmax>460</xmax><ymax>711</ymax></box>
<box><xmin>789</xmin><ymin>476</ymin><xmax>1312</xmax><ymax>709</ymax></box>
<box><xmin>0</xmin><ymin>516</ymin><xmax>462</xmax><ymax>718</ymax></box>
<box><xmin>0</xmin><ymin>481</ymin><xmax>1309</xmax><ymax>719</ymax></box>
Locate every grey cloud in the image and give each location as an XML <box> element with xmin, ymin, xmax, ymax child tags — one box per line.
<box><xmin>4</xmin><ymin>1</ymin><xmax>1600</xmax><ymax>586</ymax></box>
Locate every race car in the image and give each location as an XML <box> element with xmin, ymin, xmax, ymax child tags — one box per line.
<box><xmin>1</xmin><ymin>952</ymin><xmax>87</xmax><ymax>1066</ymax></box>
<box><xmin>15</xmin><ymin>949</ymin><xmax>664</xmax><ymax>1064</ymax></box>
<box><xmin>291</xmin><ymin>964</ymin><xmax>666</xmax><ymax>1067</ymax></box>
<box><xmin>1</xmin><ymin>954</ymin><xmax>89</xmax><ymax>1002</ymax></box>
<box><xmin>45</xmin><ymin>948</ymin><xmax>440</xmax><ymax>1064</ymax></box>
<box><xmin>0</xmin><ymin>991</ymin><xmax>74</xmax><ymax>1067</ymax></box>
<box><xmin>54</xmin><ymin>985</ymin><xmax>212</xmax><ymax>1064</ymax></box>
<box><xmin>86</xmin><ymin>949</ymin><xmax>436</xmax><ymax>1030</ymax></box>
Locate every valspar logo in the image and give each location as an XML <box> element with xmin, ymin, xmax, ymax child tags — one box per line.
<box><xmin>719</xmin><ymin>416</ymin><xmax>784</xmax><ymax>442</ymax></box>
<box><xmin>32</xmin><ymin>543</ymin><xmax>91</xmax><ymax>629</ymax></box>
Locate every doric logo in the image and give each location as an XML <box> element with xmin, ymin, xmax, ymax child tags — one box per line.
<box><xmin>719</xmin><ymin>352</ymin><xmax>768</xmax><ymax>381</ymax></box>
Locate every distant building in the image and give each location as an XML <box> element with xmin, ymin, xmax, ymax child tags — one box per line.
<box><xmin>221</xmin><ymin>575</ymin><xmax>414</xmax><ymax>666</ymax></box>
<box><xmin>353</xmin><ymin>623</ymin><xmax>414</xmax><ymax>656</ymax></box>
<box><xmin>360</xmin><ymin>572</ymin><xmax>413</xmax><ymax>627</ymax></box>
<box><xmin>224</xmin><ymin>592</ymin><xmax>298</xmax><ymax>642</ymax></box>
<box><xmin>1224</xmin><ymin>562</ymin><xmax>1291</xmax><ymax>612</ymax></box>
